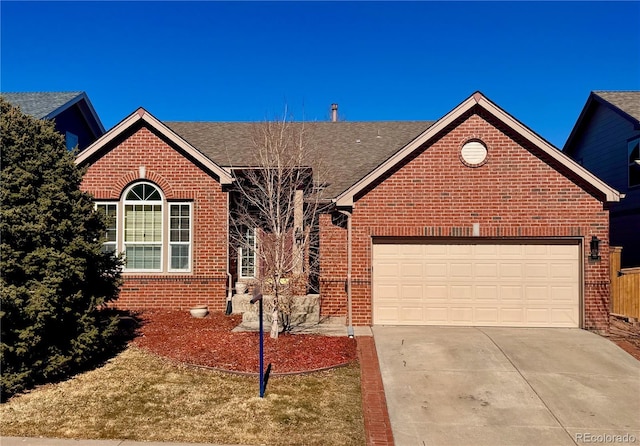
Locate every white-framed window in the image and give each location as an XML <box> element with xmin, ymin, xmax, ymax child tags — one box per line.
<box><xmin>94</xmin><ymin>181</ymin><xmax>192</xmax><ymax>273</ymax></box>
<box><xmin>95</xmin><ymin>202</ymin><xmax>117</xmax><ymax>254</ymax></box>
<box><xmin>124</xmin><ymin>183</ymin><xmax>163</xmax><ymax>271</ymax></box>
<box><xmin>239</xmin><ymin>228</ymin><xmax>257</xmax><ymax>279</ymax></box>
<box><xmin>169</xmin><ymin>203</ymin><xmax>192</xmax><ymax>271</ymax></box>
<box><xmin>629</xmin><ymin>137</ymin><xmax>640</xmax><ymax>188</ymax></box>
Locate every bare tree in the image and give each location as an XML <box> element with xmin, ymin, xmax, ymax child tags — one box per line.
<box><xmin>229</xmin><ymin>113</ymin><xmax>327</xmax><ymax>338</ymax></box>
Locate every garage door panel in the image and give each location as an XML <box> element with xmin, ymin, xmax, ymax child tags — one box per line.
<box><xmin>425</xmin><ymin>244</ymin><xmax>448</xmax><ymax>256</ymax></box>
<box><xmin>373</xmin><ymin>242</ymin><xmax>580</xmax><ymax>327</ymax></box>
<box><xmin>475</xmin><ymin>263</ymin><xmax>499</xmax><ymax>279</ymax></box>
<box><xmin>425</xmin><ymin>263</ymin><xmax>447</xmax><ymax>278</ymax></box>
<box><xmin>525</xmin><ymin>263</ymin><xmax>549</xmax><ymax>278</ymax></box>
<box><xmin>525</xmin><ymin>286</ymin><xmax>550</xmax><ymax>300</ymax></box>
<box><xmin>398</xmin><ymin>306</ymin><xmax>424</xmax><ymax>322</ymax></box>
<box><xmin>450</xmin><ymin>245</ymin><xmax>474</xmax><ymax>256</ymax></box>
<box><xmin>375</xmin><ymin>306</ymin><xmax>399</xmax><ymax>324</ymax></box>
<box><xmin>500</xmin><ymin>308</ymin><xmax>525</xmax><ymax>324</ymax></box>
<box><xmin>451</xmin><ymin>307</ymin><xmax>473</xmax><ymax>324</ymax></box>
<box><xmin>475</xmin><ymin>244</ymin><xmax>499</xmax><ymax>256</ymax></box>
<box><xmin>550</xmin><ymin>263</ymin><xmax>578</xmax><ymax>280</ymax></box>
<box><xmin>551</xmin><ymin>286</ymin><xmax>576</xmax><ymax>302</ymax></box>
<box><xmin>425</xmin><ymin>285</ymin><xmax>447</xmax><ymax>299</ymax></box>
<box><xmin>476</xmin><ymin>286</ymin><xmax>498</xmax><ymax>300</ymax></box>
<box><xmin>450</xmin><ymin>263</ymin><xmax>473</xmax><ymax>277</ymax></box>
<box><xmin>376</xmin><ymin>284</ymin><xmax>400</xmax><ymax>299</ymax></box>
<box><xmin>500</xmin><ymin>263</ymin><xmax>523</xmax><ymax>279</ymax></box>
<box><xmin>550</xmin><ymin>244</ymin><xmax>580</xmax><ymax>258</ymax></box>
<box><xmin>401</xmin><ymin>284</ymin><xmax>423</xmax><ymax>299</ymax></box>
<box><xmin>551</xmin><ymin>308</ymin><xmax>579</xmax><ymax>326</ymax></box>
<box><xmin>399</xmin><ymin>244</ymin><xmax>424</xmax><ymax>257</ymax></box>
<box><xmin>499</xmin><ymin>244</ymin><xmax>525</xmax><ymax>256</ymax></box>
<box><xmin>401</xmin><ymin>263</ymin><xmax>423</xmax><ymax>279</ymax></box>
<box><xmin>425</xmin><ymin>307</ymin><xmax>449</xmax><ymax>323</ymax></box>
<box><xmin>475</xmin><ymin>307</ymin><xmax>499</xmax><ymax>324</ymax></box>
<box><xmin>375</xmin><ymin>261</ymin><xmax>399</xmax><ymax>278</ymax></box>
<box><xmin>526</xmin><ymin>308</ymin><xmax>552</xmax><ymax>324</ymax></box>
<box><xmin>501</xmin><ymin>285</ymin><xmax>524</xmax><ymax>300</ymax></box>
<box><xmin>450</xmin><ymin>285</ymin><xmax>473</xmax><ymax>299</ymax></box>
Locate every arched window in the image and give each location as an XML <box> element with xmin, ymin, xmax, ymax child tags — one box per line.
<box><xmin>95</xmin><ymin>181</ymin><xmax>192</xmax><ymax>272</ymax></box>
<box><xmin>124</xmin><ymin>182</ymin><xmax>164</xmax><ymax>270</ymax></box>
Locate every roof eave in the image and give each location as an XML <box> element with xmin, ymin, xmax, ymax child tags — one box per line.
<box><xmin>45</xmin><ymin>92</ymin><xmax>106</xmax><ymax>136</ymax></box>
<box><xmin>75</xmin><ymin>108</ymin><xmax>234</xmax><ymax>185</ymax></box>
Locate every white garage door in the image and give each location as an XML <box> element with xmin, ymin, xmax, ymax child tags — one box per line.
<box><xmin>373</xmin><ymin>242</ymin><xmax>580</xmax><ymax>327</ymax></box>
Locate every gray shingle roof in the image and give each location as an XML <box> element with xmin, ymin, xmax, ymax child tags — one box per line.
<box><xmin>1</xmin><ymin>92</ymin><xmax>83</xmax><ymax>119</ymax></box>
<box><xmin>165</xmin><ymin>121</ymin><xmax>433</xmax><ymax>198</ymax></box>
<box><xmin>593</xmin><ymin>91</ymin><xmax>640</xmax><ymax>122</ymax></box>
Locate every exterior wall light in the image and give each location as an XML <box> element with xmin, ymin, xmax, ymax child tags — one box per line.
<box><xmin>590</xmin><ymin>235</ymin><xmax>601</xmax><ymax>261</ymax></box>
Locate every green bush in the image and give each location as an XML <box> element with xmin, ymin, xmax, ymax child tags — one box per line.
<box><xmin>1</xmin><ymin>98</ymin><xmax>122</xmax><ymax>401</ymax></box>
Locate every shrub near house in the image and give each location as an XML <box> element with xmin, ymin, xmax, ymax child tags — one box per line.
<box><xmin>0</xmin><ymin>98</ymin><xmax>122</xmax><ymax>401</ymax></box>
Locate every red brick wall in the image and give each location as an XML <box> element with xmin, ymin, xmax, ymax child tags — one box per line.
<box><xmin>320</xmin><ymin>109</ymin><xmax>611</xmax><ymax>331</ymax></box>
<box><xmin>81</xmin><ymin>125</ymin><xmax>229</xmax><ymax>311</ymax></box>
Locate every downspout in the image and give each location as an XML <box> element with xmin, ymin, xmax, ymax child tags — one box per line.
<box><xmin>338</xmin><ymin>210</ymin><xmax>354</xmax><ymax>338</ymax></box>
<box><xmin>226</xmin><ymin>192</ymin><xmax>233</xmax><ymax>315</ymax></box>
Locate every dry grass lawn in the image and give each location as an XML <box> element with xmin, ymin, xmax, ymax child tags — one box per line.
<box><xmin>0</xmin><ymin>346</ymin><xmax>365</xmax><ymax>445</ymax></box>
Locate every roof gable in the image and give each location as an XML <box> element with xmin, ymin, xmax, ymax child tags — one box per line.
<box><xmin>564</xmin><ymin>91</ymin><xmax>640</xmax><ymax>154</ymax></box>
<box><xmin>1</xmin><ymin>91</ymin><xmax>105</xmax><ymax>135</ymax></box>
<box><xmin>76</xmin><ymin>108</ymin><xmax>234</xmax><ymax>185</ymax></box>
<box><xmin>335</xmin><ymin>92</ymin><xmax>621</xmax><ymax>207</ymax></box>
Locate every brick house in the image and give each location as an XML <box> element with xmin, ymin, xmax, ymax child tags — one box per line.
<box><xmin>76</xmin><ymin>92</ymin><xmax>620</xmax><ymax>332</ymax></box>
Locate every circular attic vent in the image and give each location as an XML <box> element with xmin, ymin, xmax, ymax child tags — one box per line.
<box><xmin>460</xmin><ymin>140</ymin><xmax>488</xmax><ymax>167</ymax></box>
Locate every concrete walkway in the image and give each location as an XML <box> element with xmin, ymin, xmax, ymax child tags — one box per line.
<box><xmin>373</xmin><ymin>326</ymin><xmax>640</xmax><ymax>446</ymax></box>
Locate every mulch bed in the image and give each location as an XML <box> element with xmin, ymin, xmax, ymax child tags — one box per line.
<box><xmin>132</xmin><ymin>310</ymin><xmax>358</xmax><ymax>374</ymax></box>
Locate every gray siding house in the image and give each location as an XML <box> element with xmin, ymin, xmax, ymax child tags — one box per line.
<box><xmin>564</xmin><ymin>91</ymin><xmax>640</xmax><ymax>267</ymax></box>
<box><xmin>1</xmin><ymin>91</ymin><xmax>105</xmax><ymax>151</ymax></box>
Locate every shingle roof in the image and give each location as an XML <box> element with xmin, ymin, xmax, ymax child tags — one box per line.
<box><xmin>165</xmin><ymin>121</ymin><xmax>434</xmax><ymax>198</ymax></box>
<box><xmin>1</xmin><ymin>92</ymin><xmax>84</xmax><ymax>119</ymax></box>
<box><xmin>593</xmin><ymin>91</ymin><xmax>640</xmax><ymax>122</ymax></box>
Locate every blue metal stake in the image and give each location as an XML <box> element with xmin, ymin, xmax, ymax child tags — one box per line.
<box><xmin>258</xmin><ymin>296</ymin><xmax>264</xmax><ymax>398</ymax></box>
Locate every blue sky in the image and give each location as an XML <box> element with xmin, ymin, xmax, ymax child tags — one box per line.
<box><xmin>1</xmin><ymin>1</ymin><xmax>639</xmax><ymax>148</ymax></box>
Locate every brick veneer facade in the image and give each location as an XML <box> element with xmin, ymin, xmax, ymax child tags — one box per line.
<box><xmin>319</xmin><ymin>107</ymin><xmax>611</xmax><ymax>331</ymax></box>
<box><xmin>80</xmin><ymin>124</ymin><xmax>229</xmax><ymax>311</ymax></box>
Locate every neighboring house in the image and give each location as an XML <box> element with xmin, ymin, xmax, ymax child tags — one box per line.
<box><xmin>2</xmin><ymin>91</ymin><xmax>105</xmax><ymax>150</ymax></box>
<box><xmin>564</xmin><ymin>91</ymin><xmax>640</xmax><ymax>268</ymax></box>
<box><xmin>76</xmin><ymin>92</ymin><xmax>620</xmax><ymax>332</ymax></box>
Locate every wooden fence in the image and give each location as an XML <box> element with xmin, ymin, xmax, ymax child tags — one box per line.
<box><xmin>610</xmin><ymin>247</ymin><xmax>640</xmax><ymax>320</ymax></box>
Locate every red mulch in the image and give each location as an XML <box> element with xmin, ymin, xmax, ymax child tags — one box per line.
<box><xmin>131</xmin><ymin>310</ymin><xmax>358</xmax><ymax>374</ymax></box>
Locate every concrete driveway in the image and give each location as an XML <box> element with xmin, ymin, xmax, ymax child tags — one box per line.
<box><xmin>373</xmin><ymin>326</ymin><xmax>640</xmax><ymax>446</ymax></box>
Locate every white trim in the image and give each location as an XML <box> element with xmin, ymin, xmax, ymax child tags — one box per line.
<box><xmin>94</xmin><ymin>201</ymin><xmax>118</xmax><ymax>254</ymax></box>
<box><xmin>335</xmin><ymin>92</ymin><xmax>621</xmax><ymax>207</ymax></box>
<box><xmin>122</xmin><ymin>182</ymin><xmax>164</xmax><ymax>272</ymax></box>
<box><xmin>168</xmin><ymin>202</ymin><xmax>193</xmax><ymax>272</ymax></box>
<box><xmin>75</xmin><ymin>108</ymin><xmax>234</xmax><ymax>185</ymax></box>
<box><xmin>238</xmin><ymin>228</ymin><xmax>257</xmax><ymax>279</ymax></box>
